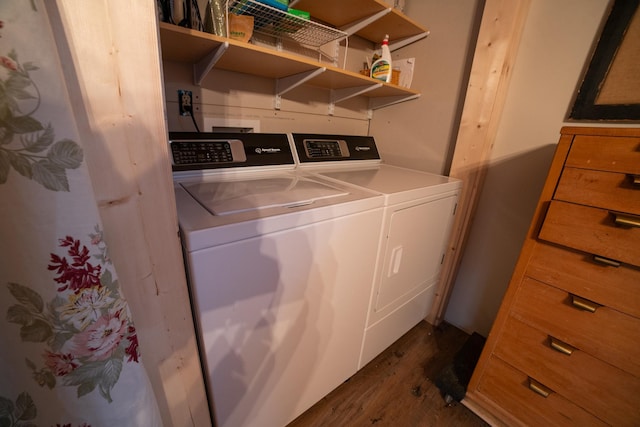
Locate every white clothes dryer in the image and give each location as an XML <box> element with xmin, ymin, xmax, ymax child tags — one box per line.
<box><xmin>293</xmin><ymin>133</ymin><xmax>462</xmax><ymax>368</ymax></box>
<box><xmin>170</xmin><ymin>133</ymin><xmax>383</xmax><ymax>427</ymax></box>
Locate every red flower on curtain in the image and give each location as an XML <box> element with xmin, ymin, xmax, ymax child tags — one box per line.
<box><xmin>6</xmin><ymin>230</ymin><xmax>141</xmax><ymax>403</ymax></box>
<box><xmin>48</xmin><ymin>236</ymin><xmax>102</xmax><ymax>292</ymax></box>
<box><xmin>125</xmin><ymin>326</ymin><xmax>139</xmax><ymax>363</ymax></box>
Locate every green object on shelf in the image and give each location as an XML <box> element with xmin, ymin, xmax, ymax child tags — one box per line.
<box><xmin>287</xmin><ymin>8</ymin><xmax>310</xmax><ymax>20</ymax></box>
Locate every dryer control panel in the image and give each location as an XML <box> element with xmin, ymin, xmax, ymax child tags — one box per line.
<box><xmin>303</xmin><ymin>139</ymin><xmax>350</xmax><ymax>159</ymax></box>
<box><xmin>293</xmin><ymin>133</ymin><xmax>381</xmax><ymax>164</ymax></box>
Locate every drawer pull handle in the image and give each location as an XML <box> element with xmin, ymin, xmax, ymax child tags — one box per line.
<box><xmin>549</xmin><ymin>336</ymin><xmax>575</xmax><ymax>355</ymax></box>
<box><xmin>593</xmin><ymin>255</ymin><xmax>621</xmax><ymax>267</ymax></box>
<box><xmin>570</xmin><ymin>294</ymin><xmax>601</xmax><ymax>313</ymax></box>
<box><xmin>633</xmin><ymin>174</ymin><xmax>640</xmax><ymax>186</ymax></box>
<box><xmin>613</xmin><ymin>212</ymin><xmax>640</xmax><ymax>228</ymax></box>
<box><xmin>528</xmin><ymin>378</ymin><xmax>552</xmax><ymax>398</ymax></box>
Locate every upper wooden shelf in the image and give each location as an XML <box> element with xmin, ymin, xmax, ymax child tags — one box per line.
<box><xmin>159</xmin><ymin>0</ymin><xmax>427</xmax><ymax>113</ymax></box>
<box><xmin>290</xmin><ymin>0</ymin><xmax>428</xmax><ymax>45</ymax></box>
<box><xmin>159</xmin><ymin>23</ymin><xmax>420</xmax><ymax>102</ymax></box>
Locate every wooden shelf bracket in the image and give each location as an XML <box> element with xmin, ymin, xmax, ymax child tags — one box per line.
<box><xmin>194</xmin><ymin>41</ymin><xmax>229</xmax><ymax>86</ymax></box>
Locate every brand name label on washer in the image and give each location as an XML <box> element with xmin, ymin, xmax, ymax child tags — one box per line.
<box><xmin>255</xmin><ymin>147</ymin><xmax>282</xmax><ymax>154</ymax></box>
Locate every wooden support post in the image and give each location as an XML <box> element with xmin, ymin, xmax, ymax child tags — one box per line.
<box><xmin>48</xmin><ymin>2</ymin><xmax>211</xmax><ymax>425</ymax></box>
<box><xmin>428</xmin><ymin>0</ymin><xmax>532</xmax><ymax>325</ymax></box>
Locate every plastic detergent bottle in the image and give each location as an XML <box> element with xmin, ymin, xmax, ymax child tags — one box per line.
<box><xmin>370</xmin><ymin>34</ymin><xmax>392</xmax><ymax>83</ymax></box>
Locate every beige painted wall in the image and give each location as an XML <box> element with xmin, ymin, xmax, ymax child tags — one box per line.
<box><xmin>163</xmin><ymin>35</ymin><xmax>373</xmax><ymax>135</ymax></box>
<box><xmin>370</xmin><ymin>0</ymin><xmax>482</xmax><ymax>175</ymax></box>
<box><xmin>444</xmin><ymin>0</ymin><xmax>613</xmax><ymax>336</ymax></box>
<box><xmin>164</xmin><ymin>62</ymin><xmax>372</xmax><ymax>135</ymax></box>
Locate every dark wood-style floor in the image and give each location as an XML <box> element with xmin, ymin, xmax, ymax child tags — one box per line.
<box><xmin>288</xmin><ymin>321</ymin><xmax>489</xmax><ymax>427</ymax></box>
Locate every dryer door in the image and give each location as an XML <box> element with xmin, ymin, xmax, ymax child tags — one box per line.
<box><xmin>375</xmin><ymin>194</ymin><xmax>458</xmax><ymax>311</ymax></box>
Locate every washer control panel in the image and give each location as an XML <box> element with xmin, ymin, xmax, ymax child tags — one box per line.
<box><xmin>303</xmin><ymin>139</ymin><xmax>350</xmax><ymax>159</ymax></box>
<box><xmin>169</xmin><ymin>132</ymin><xmax>295</xmax><ymax>171</ymax></box>
<box><xmin>171</xmin><ymin>139</ymin><xmax>247</xmax><ymax>166</ymax></box>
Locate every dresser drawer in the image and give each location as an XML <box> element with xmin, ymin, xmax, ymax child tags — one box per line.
<box><xmin>476</xmin><ymin>356</ymin><xmax>607</xmax><ymax>427</ymax></box>
<box><xmin>555</xmin><ymin>167</ymin><xmax>640</xmax><ymax>216</ymax></box>
<box><xmin>466</xmin><ymin>129</ymin><xmax>640</xmax><ymax>426</ymax></box>
<box><xmin>539</xmin><ymin>200</ymin><xmax>640</xmax><ymax>267</ymax></box>
<box><xmin>511</xmin><ymin>277</ymin><xmax>640</xmax><ymax>377</ymax></box>
<box><xmin>526</xmin><ymin>242</ymin><xmax>640</xmax><ymax>318</ymax></box>
<box><xmin>566</xmin><ymin>135</ymin><xmax>640</xmax><ymax>174</ymax></box>
<box><xmin>495</xmin><ymin>315</ymin><xmax>640</xmax><ymax>426</ymax></box>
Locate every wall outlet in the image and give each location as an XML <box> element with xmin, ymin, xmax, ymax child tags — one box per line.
<box><xmin>178</xmin><ymin>90</ymin><xmax>193</xmax><ymax>116</ymax></box>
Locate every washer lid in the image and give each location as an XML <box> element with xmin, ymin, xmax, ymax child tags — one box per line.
<box><xmin>181</xmin><ymin>176</ymin><xmax>348</xmax><ymax>216</ymax></box>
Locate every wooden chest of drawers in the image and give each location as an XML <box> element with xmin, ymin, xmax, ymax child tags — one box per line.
<box><xmin>464</xmin><ymin>127</ymin><xmax>640</xmax><ymax>426</ymax></box>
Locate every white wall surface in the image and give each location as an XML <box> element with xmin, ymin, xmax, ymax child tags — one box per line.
<box><xmin>444</xmin><ymin>0</ymin><xmax>612</xmax><ymax>336</ymax></box>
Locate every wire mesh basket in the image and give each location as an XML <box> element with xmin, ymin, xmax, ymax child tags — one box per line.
<box><xmin>228</xmin><ymin>0</ymin><xmax>347</xmax><ymax>48</ymax></box>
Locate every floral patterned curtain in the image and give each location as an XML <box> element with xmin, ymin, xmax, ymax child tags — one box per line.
<box><xmin>0</xmin><ymin>2</ymin><xmax>162</xmax><ymax>426</ymax></box>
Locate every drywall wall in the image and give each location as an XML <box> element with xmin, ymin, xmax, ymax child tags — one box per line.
<box><xmin>163</xmin><ymin>60</ymin><xmax>372</xmax><ymax>135</ymax></box>
<box><xmin>444</xmin><ymin>0</ymin><xmax>612</xmax><ymax>336</ymax></box>
<box><xmin>369</xmin><ymin>0</ymin><xmax>482</xmax><ymax>175</ymax></box>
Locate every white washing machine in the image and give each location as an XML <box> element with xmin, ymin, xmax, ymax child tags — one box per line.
<box><xmin>293</xmin><ymin>133</ymin><xmax>462</xmax><ymax>368</ymax></box>
<box><xmin>170</xmin><ymin>132</ymin><xmax>383</xmax><ymax>427</ymax></box>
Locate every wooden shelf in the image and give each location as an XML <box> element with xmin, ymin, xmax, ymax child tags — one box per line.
<box><xmin>290</xmin><ymin>0</ymin><xmax>428</xmax><ymax>46</ymax></box>
<box><xmin>160</xmin><ymin>23</ymin><xmax>419</xmax><ymax>103</ymax></box>
<box><xmin>159</xmin><ymin>0</ymin><xmax>427</xmax><ymax>113</ymax></box>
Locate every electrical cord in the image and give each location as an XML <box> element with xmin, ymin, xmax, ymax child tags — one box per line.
<box><xmin>188</xmin><ymin>108</ymin><xmax>200</xmax><ymax>132</ymax></box>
